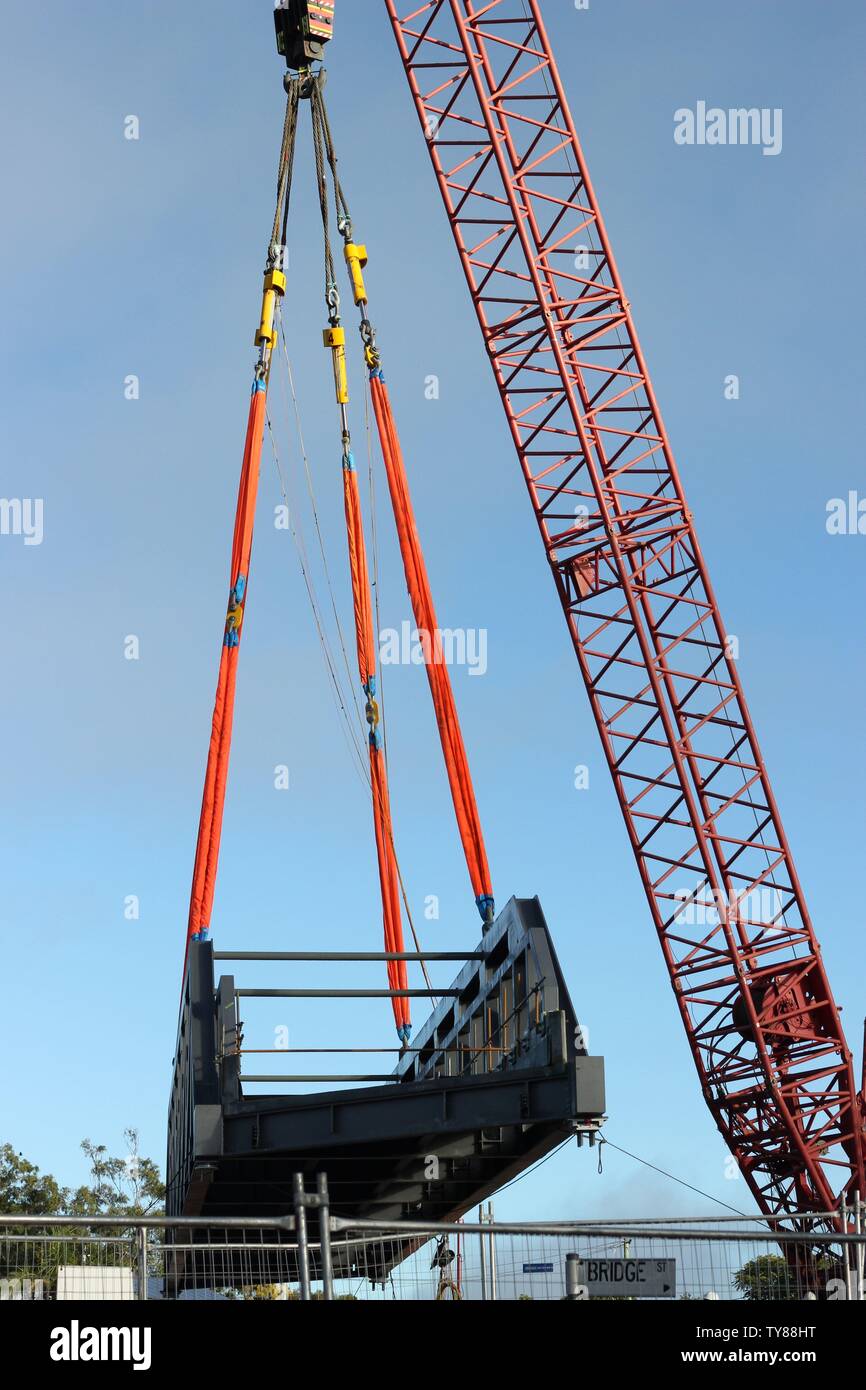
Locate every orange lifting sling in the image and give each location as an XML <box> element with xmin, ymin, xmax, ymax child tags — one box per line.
<box><xmin>183</xmin><ymin>75</ymin><xmax>494</xmax><ymax>1042</ymax></box>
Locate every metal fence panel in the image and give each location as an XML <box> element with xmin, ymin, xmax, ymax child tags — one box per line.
<box><xmin>1</xmin><ymin>1195</ymin><xmax>863</xmax><ymax>1303</ymax></box>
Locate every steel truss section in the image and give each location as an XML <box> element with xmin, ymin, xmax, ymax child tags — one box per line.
<box><xmin>384</xmin><ymin>0</ymin><xmax>864</xmax><ymax>1224</ymax></box>
<box><xmin>167</xmin><ymin>901</ymin><xmax>605</xmax><ymax>1237</ymax></box>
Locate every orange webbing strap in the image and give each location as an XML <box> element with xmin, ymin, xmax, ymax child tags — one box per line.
<box><xmin>369</xmin><ymin>372</ymin><xmax>494</xmax><ymax>927</ymax></box>
<box><xmin>342</xmin><ymin>442</ymin><xmax>377</xmax><ymax>693</ymax></box>
<box><xmin>370</xmin><ymin>749</ymin><xmax>407</xmax><ymax>1026</ymax></box>
<box><xmin>185</xmin><ymin>379</ymin><xmax>268</xmax><ymax>972</ymax></box>
<box><xmin>342</xmin><ymin>450</ymin><xmax>411</xmax><ymax>1039</ymax></box>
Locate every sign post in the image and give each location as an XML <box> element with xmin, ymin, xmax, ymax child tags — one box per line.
<box><xmin>565</xmin><ymin>1255</ymin><xmax>677</xmax><ymax>1300</ymax></box>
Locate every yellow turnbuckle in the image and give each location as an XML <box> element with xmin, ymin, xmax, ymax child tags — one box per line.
<box><xmin>255</xmin><ymin>268</ymin><xmax>287</xmax><ymax>350</ymax></box>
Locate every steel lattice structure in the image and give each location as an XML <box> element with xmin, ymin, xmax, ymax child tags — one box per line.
<box><xmin>385</xmin><ymin>0</ymin><xmax>865</xmax><ymax>1226</ymax></box>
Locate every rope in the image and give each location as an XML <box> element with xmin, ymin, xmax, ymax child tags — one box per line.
<box><xmin>310</xmin><ymin>82</ymin><xmax>340</xmax><ymax>321</ymax></box>
<box><xmin>186</xmin><ymin>66</ymin><xmax>431</xmax><ymax>1038</ymax></box>
<box><xmin>312</xmin><ymin>74</ymin><xmax>352</xmax><ymax>226</ymax></box>
<box><xmin>313</xmin><ymin>75</ymin><xmax>496</xmax><ymax>929</ymax></box>
<box><xmin>363</xmin><ymin>381</ymin><xmax>436</xmax><ymax>998</ymax></box>
<box><xmin>266</xmin><ymin>406</ymin><xmax>369</xmax><ymax>791</ymax></box>
<box><xmin>183</xmin><ymin>85</ymin><xmax>302</xmax><ymax>975</ymax></box>
<box><xmin>271</xmin><ymin>80</ymin><xmax>301</xmax><ymax>261</ymax></box>
<box><xmin>309</xmin><ymin>83</ymin><xmax>412</xmax><ymax>1040</ymax></box>
<box><xmin>277</xmin><ymin>313</ymin><xmax>367</xmax><ymax>740</ymax></box>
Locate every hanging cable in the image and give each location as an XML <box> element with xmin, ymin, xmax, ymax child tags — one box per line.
<box><xmin>266</xmin><ymin>403</ymin><xmax>370</xmax><ymax>791</ymax></box>
<box><xmin>364</xmin><ymin>378</ymin><xmax>436</xmax><ymax>999</ymax></box>
<box><xmin>185</xmin><ymin>71</ymin><xmax>443</xmax><ymax>1031</ymax></box>
<box><xmin>370</xmin><ymin>375</ymin><xmax>495</xmax><ymax>924</ymax></box>
<box><xmin>276</xmin><ymin>313</ymin><xmax>368</xmax><ymax>743</ymax></box>
<box><xmin>311</xmin><ymin>76</ymin><xmax>496</xmax><ymax>929</ymax></box>
<box><xmin>184</xmin><ymin>81</ymin><xmax>302</xmax><ymax>976</ymax></box>
<box><xmin>311</xmin><ymin>82</ymin><xmax>411</xmax><ymax>1041</ymax></box>
<box><xmin>278</xmin><ymin>314</ymin><xmax>434</xmax><ymax>995</ymax></box>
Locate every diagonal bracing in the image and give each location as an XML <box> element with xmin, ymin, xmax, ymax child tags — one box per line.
<box><xmin>385</xmin><ymin>0</ymin><xmax>864</xmax><ymax>1226</ymax></box>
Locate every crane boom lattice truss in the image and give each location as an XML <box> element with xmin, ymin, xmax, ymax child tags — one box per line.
<box><xmin>385</xmin><ymin>0</ymin><xmax>864</xmax><ymax>1225</ymax></box>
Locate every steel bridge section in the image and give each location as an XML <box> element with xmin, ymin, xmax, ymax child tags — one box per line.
<box><xmin>167</xmin><ymin>898</ymin><xmax>605</xmax><ymax>1240</ymax></box>
<box><xmin>383</xmin><ymin>0</ymin><xmax>864</xmax><ymax>1224</ymax></box>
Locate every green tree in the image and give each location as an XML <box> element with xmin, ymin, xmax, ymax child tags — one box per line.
<box><xmin>0</xmin><ymin>1145</ymin><xmax>68</xmax><ymax>1216</ymax></box>
<box><xmin>242</xmin><ymin>1284</ymin><xmax>296</xmax><ymax>1301</ymax></box>
<box><xmin>734</xmin><ymin>1251</ymin><xmax>836</xmax><ymax>1302</ymax></box>
<box><xmin>69</xmin><ymin>1130</ymin><xmax>164</xmax><ymax>1219</ymax></box>
<box><xmin>734</xmin><ymin>1255</ymin><xmax>798</xmax><ymax>1302</ymax></box>
<box><xmin>1</xmin><ymin>1132</ymin><xmax>164</xmax><ymax>1220</ymax></box>
<box><xmin>1</xmin><ymin>1133</ymin><xmax>166</xmax><ymax>1292</ymax></box>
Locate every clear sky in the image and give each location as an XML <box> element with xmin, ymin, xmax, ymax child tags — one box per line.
<box><xmin>2</xmin><ymin>0</ymin><xmax>864</xmax><ymax>1222</ymax></box>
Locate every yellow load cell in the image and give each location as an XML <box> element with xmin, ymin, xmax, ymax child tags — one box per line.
<box><xmin>344</xmin><ymin>242</ymin><xmax>368</xmax><ymax>306</ymax></box>
<box><xmin>323</xmin><ymin>325</ymin><xmax>349</xmax><ymax>404</ymax></box>
<box><xmin>255</xmin><ymin>268</ymin><xmax>287</xmax><ymax>350</ymax></box>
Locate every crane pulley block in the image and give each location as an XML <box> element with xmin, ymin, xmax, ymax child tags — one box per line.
<box><xmin>274</xmin><ymin>0</ymin><xmax>335</xmax><ymax>70</ymax></box>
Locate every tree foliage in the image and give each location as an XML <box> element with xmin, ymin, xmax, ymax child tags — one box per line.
<box><xmin>70</xmin><ymin>1131</ymin><xmax>164</xmax><ymax>1218</ymax></box>
<box><xmin>0</xmin><ymin>1130</ymin><xmax>164</xmax><ymax>1224</ymax></box>
<box><xmin>732</xmin><ymin>1253</ymin><xmax>836</xmax><ymax>1302</ymax></box>
<box><xmin>0</xmin><ymin>1133</ymin><xmax>165</xmax><ymax>1290</ymax></box>
<box><xmin>0</xmin><ymin>1144</ymin><xmax>66</xmax><ymax>1217</ymax></box>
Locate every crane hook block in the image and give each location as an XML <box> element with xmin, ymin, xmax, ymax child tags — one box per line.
<box><xmin>344</xmin><ymin>242</ymin><xmax>368</xmax><ymax>306</ymax></box>
<box><xmin>323</xmin><ymin>325</ymin><xmax>349</xmax><ymax>404</ymax></box>
<box><xmin>274</xmin><ymin>1</ymin><xmax>336</xmax><ymax>70</ymax></box>
<box><xmin>256</xmin><ymin>268</ymin><xmax>287</xmax><ymax>350</ymax></box>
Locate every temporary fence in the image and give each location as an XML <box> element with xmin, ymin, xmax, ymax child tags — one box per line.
<box><xmin>1</xmin><ymin>1179</ymin><xmax>864</xmax><ymax>1303</ymax></box>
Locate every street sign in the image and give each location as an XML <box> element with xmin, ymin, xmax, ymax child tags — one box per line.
<box><xmin>569</xmin><ymin>1257</ymin><xmax>676</xmax><ymax>1299</ymax></box>
<box><xmin>523</xmin><ymin>1262</ymin><xmax>555</xmax><ymax>1274</ymax></box>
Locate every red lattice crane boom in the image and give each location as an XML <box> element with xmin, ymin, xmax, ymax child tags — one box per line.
<box><xmin>383</xmin><ymin>0</ymin><xmax>865</xmax><ymax>1226</ymax></box>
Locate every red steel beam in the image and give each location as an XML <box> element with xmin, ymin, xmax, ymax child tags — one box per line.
<box><xmin>384</xmin><ymin>0</ymin><xmax>864</xmax><ymax>1225</ymax></box>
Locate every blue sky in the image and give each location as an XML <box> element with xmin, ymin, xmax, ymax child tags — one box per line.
<box><xmin>1</xmin><ymin>0</ymin><xmax>864</xmax><ymax>1222</ymax></box>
